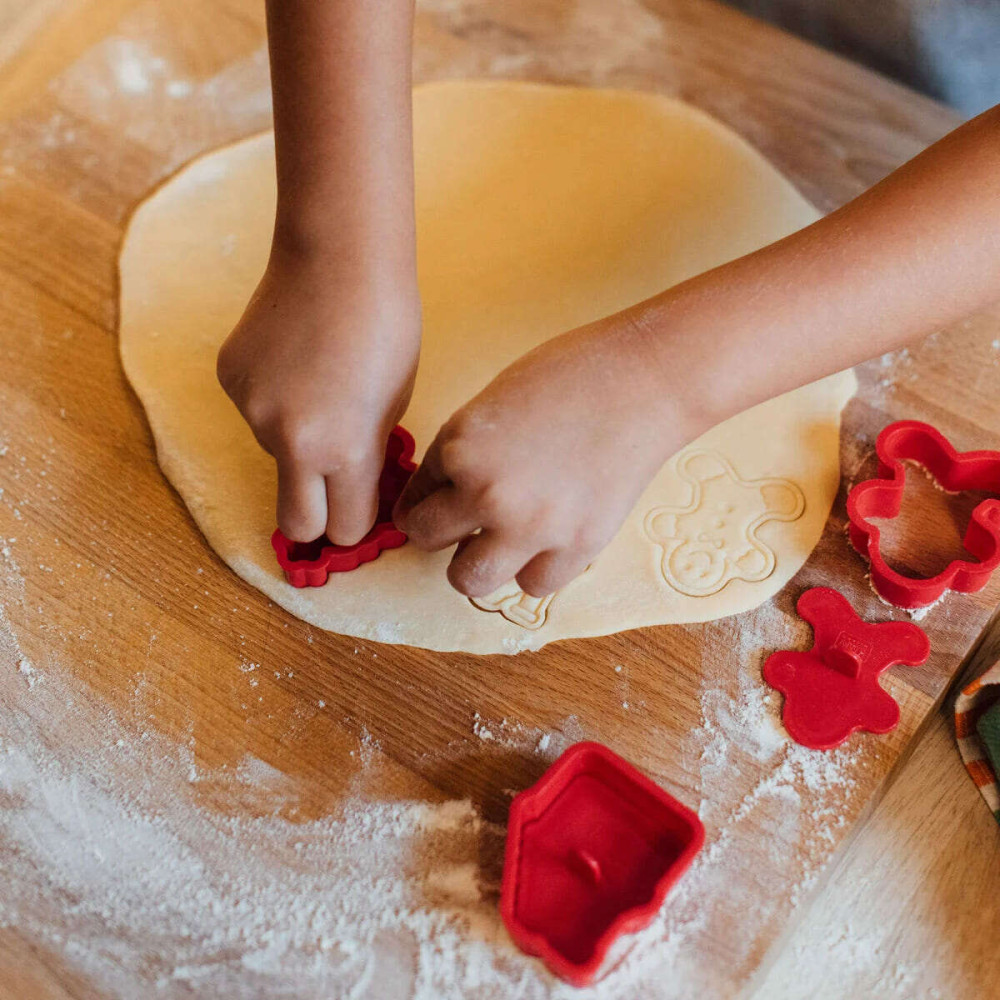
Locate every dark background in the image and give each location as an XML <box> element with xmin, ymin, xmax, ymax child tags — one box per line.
<box><xmin>724</xmin><ymin>0</ymin><xmax>1000</xmax><ymax>115</ymax></box>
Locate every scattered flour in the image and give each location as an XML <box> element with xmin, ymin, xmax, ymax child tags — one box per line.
<box><xmin>16</xmin><ymin>654</ymin><xmax>39</xmax><ymax>688</ymax></box>
<box><xmin>470</xmin><ymin>711</ymin><xmax>581</xmax><ymax>762</ymax></box>
<box><xmin>166</xmin><ymin>79</ymin><xmax>193</xmax><ymax>99</ymax></box>
<box><xmin>101</xmin><ymin>37</ymin><xmax>193</xmax><ymax>102</ymax></box>
<box><xmin>415</xmin><ymin>0</ymin><xmax>668</xmax><ymax>87</ymax></box>
<box><xmin>905</xmin><ymin>593</ymin><xmax>946</xmax><ymax>621</ymax></box>
<box><xmin>681</xmin><ymin>600</ymin><xmax>874</xmax><ymax>958</ymax></box>
<box><xmin>0</xmin><ymin>488</ymin><xmax>897</xmax><ymax>1000</ymax></box>
<box><xmin>0</xmin><ymin>369</ymin><xmax>931</xmax><ymax>998</ymax></box>
<box><xmin>113</xmin><ymin>39</ymin><xmax>159</xmax><ymax>94</ymax></box>
<box><xmin>758</xmin><ymin>919</ymin><xmax>933</xmax><ymax>999</ymax></box>
<box><xmin>40</xmin><ymin>26</ymin><xmax>272</xmax><ymax>185</ymax></box>
<box><xmin>867</xmin><ymin>569</ymin><xmax>950</xmax><ymax>623</ymax></box>
<box><xmin>0</xmin><ymin>638</ymin><xmax>524</xmax><ymax>999</ymax></box>
<box><xmin>0</xmin><ymin>530</ymin><xmax>874</xmax><ymax>1000</ymax></box>
<box><xmin>0</xmin><ymin>637</ymin><xmax>756</xmax><ymax>999</ymax></box>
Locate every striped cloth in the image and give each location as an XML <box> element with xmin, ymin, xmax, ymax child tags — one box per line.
<box><xmin>956</xmin><ymin>660</ymin><xmax>1000</xmax><ymax>824</ymax></box>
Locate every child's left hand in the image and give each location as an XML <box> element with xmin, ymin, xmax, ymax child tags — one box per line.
<box><xmin>394</xmin><ymin>315</ymin><xmax>708</xmax><ymax>598</ymax></box>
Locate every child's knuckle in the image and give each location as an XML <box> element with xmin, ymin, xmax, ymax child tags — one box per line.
<box><xmin>278</xmin><ymin>419</ymin><xmax>324</xmax><ymax>464</ymax></box>
<box><xmin>533</xmin><ymin>501</ymin><xmax>563</xmax><ymax>537</ymax></box>
<box><xmin>330</xmin><ymin>440</ymin><xmax>371</xmax><ymax>472</ymax></box>
<box><xmin>241</xmin><ymin>395</ymin><xmax>273</xmax><ymax>431</ymax></box>
<box><xmin>573</xmin><ymin>519</ymin><xmax>607</xmax><ymax>554</ymax></box>
<box><xmin>438</xmin><ymin>437</ymin><xmax>474</xmax><ymax>477</ymax></box>
<box><xmin>476</xmin><ymin>482</ymin><xmax>513</xmax><ymax>521</ymax></box>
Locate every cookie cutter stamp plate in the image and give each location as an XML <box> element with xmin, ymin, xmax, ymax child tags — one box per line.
<box><xmin>846</xmin><ymin>420</ymin><xmax>1000</xmax><ymax>608</ymax></box>
<box><xmin>271</xmin><ymin>426</ymin><xmax>417</xmax><ymax>587</ymax></box>
<box><xmin>762</xmin><ymin>587</ymin><xmax>930</xmax><ymax>750</ymax></box>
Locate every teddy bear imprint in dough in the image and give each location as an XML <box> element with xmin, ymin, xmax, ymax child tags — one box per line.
<box><xmin>471</xmin><ymin>581</ymin><xmax>555</xmax><ymax>631</ymax></box>
<box><xmin>644</xmin><ymin>450</ymin><xmax>806</xmax><ymax>598</ymax></box>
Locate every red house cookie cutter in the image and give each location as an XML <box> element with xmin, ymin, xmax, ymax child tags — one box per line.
<box><xmin>846</xmin><ymin>420</ymin><xmax>1000</xmax><ymax>608</ymax></box>
<box><xmin>500</xmin><ymin>741</ymin><xmax>704</xmax><ymax>986</ymax></box>
<box><xmin>271</xmin><ymin>425</ymin><xmax>417</xmax><ymax>587</ymax></box>
<box><xmin>762</xmin><ymin>587</ymin><xmax>930</xmax><ymax>750</ymax></box>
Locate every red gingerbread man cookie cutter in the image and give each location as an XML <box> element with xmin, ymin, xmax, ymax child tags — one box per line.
<box><xmin>763</xmin><ymin>587</ymin><xmax>930</xmax><ymax>750</ymax></box>
<box><xmin>271</xmin><ymin>426</ymin><xmax>417</xmax><ymax>587</ymax></box>
<box><xmin>846</xmin><ymin>420</ymin><xmax>1000</xmax><ymax>609</ymax></box>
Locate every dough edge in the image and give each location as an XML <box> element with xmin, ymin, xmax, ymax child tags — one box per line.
<box><xmin>119</xmin><ymin>80</ymin><xmax>858</xmax><ymax>655</ymax></box>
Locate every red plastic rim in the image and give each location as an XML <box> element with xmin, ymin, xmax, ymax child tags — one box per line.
<box><xmin>846</xmin><ymin>420</ymin><xmax>1000</xmax><ymax>608</ymax></box>
<box><xmin>271</xmin><ymin>425</ymin><xmax>417</xmax><ymax>587</ymax></box>
<box><xmin>499</xmin><ymin>741</ymin><xmax>704</xmax><ymax>986</ymax></box>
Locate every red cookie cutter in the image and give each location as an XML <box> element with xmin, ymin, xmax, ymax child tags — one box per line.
<box><xmin>271</xmin><ymin>425</ymin><xmax>417</xmax><ymax>587</ymax></box>
<box><xmin>762</xmin><ymin>587</ymin><xmax>930</xmax><ymax>750</ymax></box>
<box><xmin>846</xmin><ymin>420</ymin><xmax>1000</xmax><ymax>609</ymax></box>
<box><xmin>500</xmin><ymin>741</ymin><xmax>704</xmax><ymax>986</ymax></box>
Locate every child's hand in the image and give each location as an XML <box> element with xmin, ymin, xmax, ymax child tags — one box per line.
<box><xmin>395</xmin><ymin>100</ymin><xmax>1000</xmax><ymax>600</ymax></box>
<box><xmin>394</xmin><ymin>317</ymin><xmax>707</xmax><ymax>598</ymax></box>
<box><xmin>218</xmin><ymin>249</ymin><xmax>420</xmax><ymax>545</ymax></box>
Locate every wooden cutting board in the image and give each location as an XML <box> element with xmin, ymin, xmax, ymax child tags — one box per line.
<box><xmin>0</xmin><ymin>0</ymin><xmax>997</xmax><ymax>996</ymax></box>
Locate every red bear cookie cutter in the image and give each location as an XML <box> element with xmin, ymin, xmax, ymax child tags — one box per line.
<box><xmin>846</xmin><ymin>420</ymin><xmax>1000</xmax><ymax>609</ymax></box>
<box><xmin>271</xmin><ymin>425</ymin><xmax>417</xmax><ymax>587</ymax></box>
<box><xmin>763</xmin><ymin>587</ymin><xmax>930</xmax><ymax>750</ymax></box>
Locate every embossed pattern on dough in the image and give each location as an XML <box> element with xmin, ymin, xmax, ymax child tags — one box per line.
<box><xmin>644</xmin><ymin>450</ymin><xmax>806</xmax><ymax>597</ymax></box>
<box><xmin>471</xmin><ymin>582</ymin><xmax>556</xmax><ymax>630</ymax></box>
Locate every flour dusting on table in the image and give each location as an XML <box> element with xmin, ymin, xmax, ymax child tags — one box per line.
<box><xmin>0</xmin><ymin>460</ymin><xmax>946</xmax><ymax>1000</ymax></box>
<box><xmin>0</xmin><ymin>415</ymin><xmax>920</xmax><ymax>997</ymax></box>
<box><xmin>0</xmin><ymin>581</ymin><xmax>878</xmax><ymax>999</ymax></box>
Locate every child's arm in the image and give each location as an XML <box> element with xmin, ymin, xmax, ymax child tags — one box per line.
<box><xmin>218</xmin><ymin>0</ymin><xmax>419</xmax><ymax>545</ymax></box>
<box><xmin>396</xmin><ymin>105</ymin><xmax>1000</xmax><ymax>599</ymax></box>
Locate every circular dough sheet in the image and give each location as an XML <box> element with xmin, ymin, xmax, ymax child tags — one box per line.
<box><xmin>119</xmin><ymin>80</ymin><xmax>856</xmax><ymax>654</ymax></box>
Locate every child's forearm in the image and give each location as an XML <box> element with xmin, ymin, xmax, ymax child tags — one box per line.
<box><xmin>218</xmin><ymin>1</ymin><xmax>420</xmax><ymax>548</ymax></box>
<box><xmin>630</xmin><ymin>105</ymin><xmax>1000</xmax><ymax>428</ymax></box>
<box><xmin>265</xmin><ymin>0</ymin><xmax>417</xmax><ymax>288</ymax></box>
<box><xmin>395</xmin><ymin>105</ymin><xmax>1000</xmax><ymax>598</ymax></box>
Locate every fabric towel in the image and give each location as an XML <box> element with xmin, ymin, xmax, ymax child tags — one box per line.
<box><xmin>956</xmin><ymin>660</ymin><xmax>1000</xmax><ymax>824</ymax></box>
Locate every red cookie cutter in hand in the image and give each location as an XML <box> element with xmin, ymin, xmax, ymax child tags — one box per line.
<box><xmin>271</xmin><ymin>425</ymin><xmax>416</xmax><ymax>587</ymax></box>
<box><xmin>500</xmin><ymin>742</ymin><xmax>704</xmax><ymax>986</ymax></box>
<box><xmin>763</xmin><ymin>587</ymin><xmax>930</xmax><ymax>750</ymax></box>
<box><xmin>846</xmin><ymin>420</ymin><xmax>1000</xmax><ymax>609</ymax></box>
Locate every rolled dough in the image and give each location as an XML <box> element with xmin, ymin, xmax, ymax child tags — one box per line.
<box><xmin>119</xmin><ymin>80</ymin><xmax>856</xmax><ymax>654</ymax></box>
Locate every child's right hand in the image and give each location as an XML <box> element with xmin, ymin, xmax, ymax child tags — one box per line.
<box><xmin>217</xmin><ymin>247</ymin><xmax>421</xmax><ymax>546</ymax></box>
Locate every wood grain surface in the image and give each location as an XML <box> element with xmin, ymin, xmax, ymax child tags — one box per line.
<box><xmin>0</xmin><ymin>0</ymin><xmax>998</xmax><ymax>997</ymax></box>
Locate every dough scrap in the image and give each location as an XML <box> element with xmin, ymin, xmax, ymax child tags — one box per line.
<box><xmin>119</xmin><ymin>80</ymin><xmax>856</xmax><ymax>654</ymax></box>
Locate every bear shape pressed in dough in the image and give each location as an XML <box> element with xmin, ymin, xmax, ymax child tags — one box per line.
<box><xmin>644</xmin><ymin>450</ymin><xmax>806</xmax><ymax>598</ymax></box>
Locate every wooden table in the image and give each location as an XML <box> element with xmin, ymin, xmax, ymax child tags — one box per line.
<box><xmin>0</xmin><ymin>1</ymin><xmax>998</xmax><ymax>996</ymax></box>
